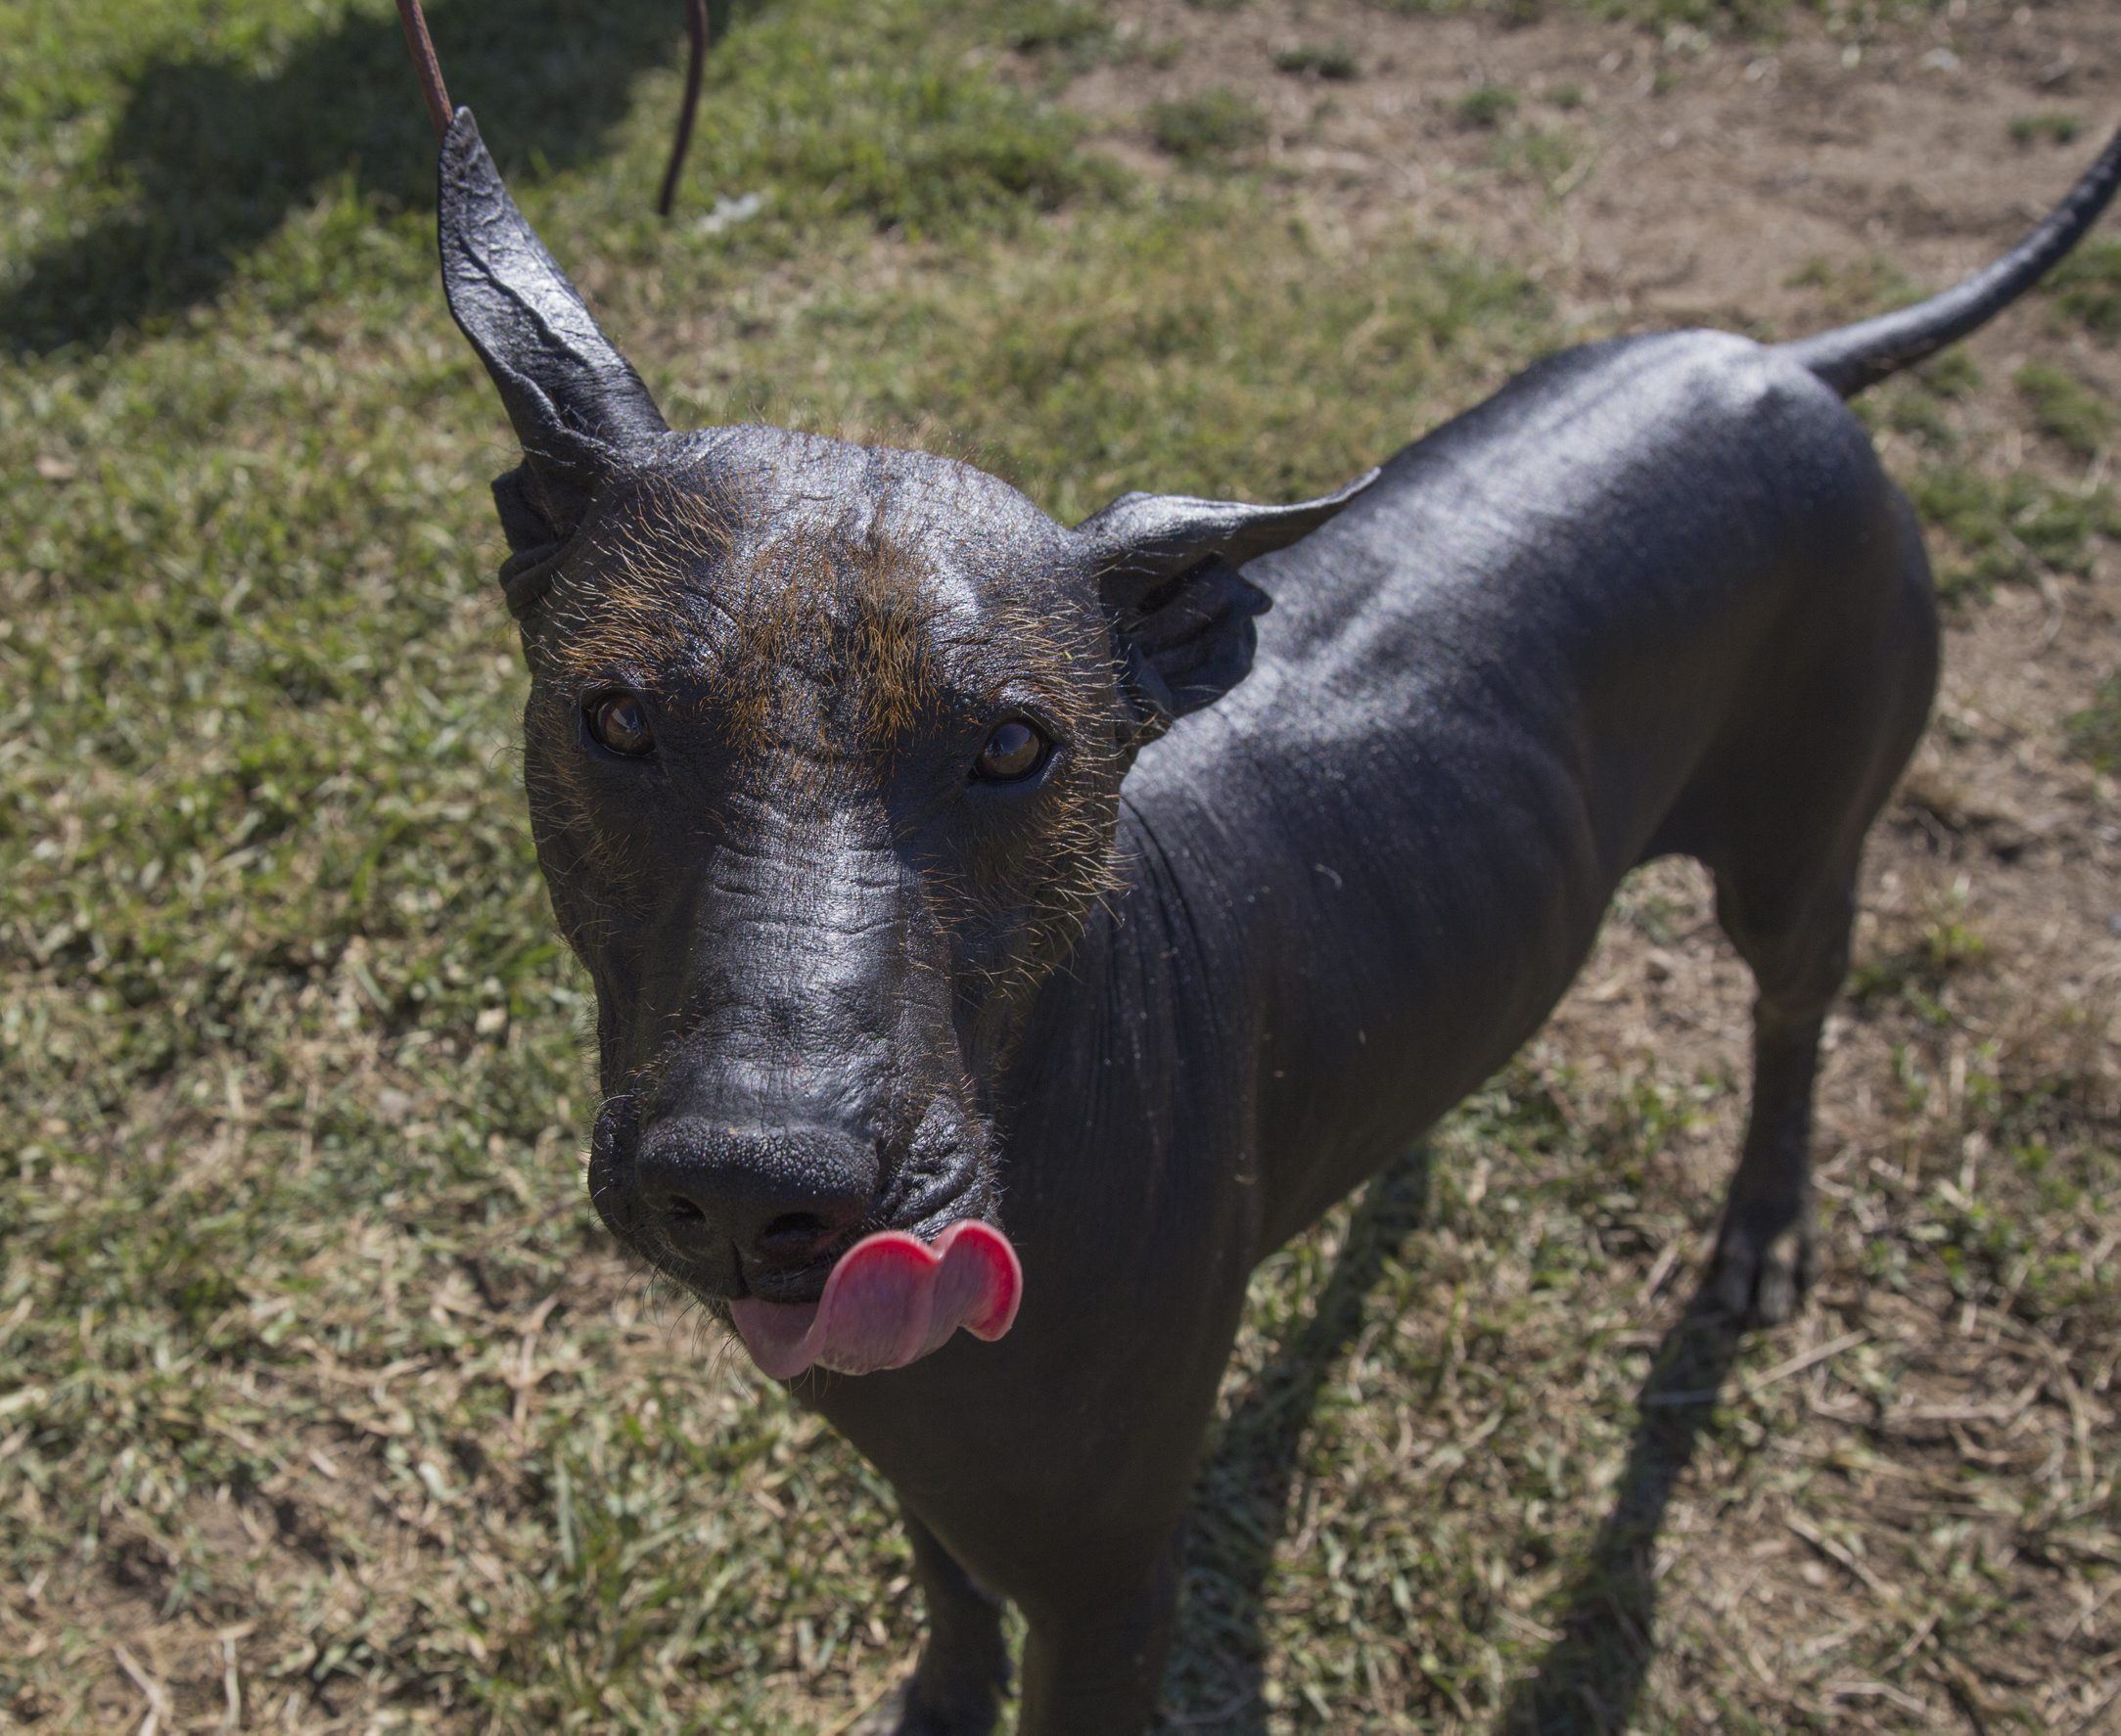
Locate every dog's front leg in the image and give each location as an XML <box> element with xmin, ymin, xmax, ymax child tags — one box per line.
<box><xmin>853</xmin><ymin>1507</ymin><xmax>1012</xmax><ymax>1736</ymax></box>
<box><xmin>1014</xmin><ymin>1530</ymin><xmax>1184</xmax><ymax>1736</ymax></box>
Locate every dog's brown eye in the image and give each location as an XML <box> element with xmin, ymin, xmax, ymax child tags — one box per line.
<box><xmin>586</xmin><ymin>692</ymin><xmax>655</xmax><ymax>756</ymax></box>
<box><xmin>974</xmin><ymin>718</ymin><xmax>1050</xmax><ymax>783</ymax></box>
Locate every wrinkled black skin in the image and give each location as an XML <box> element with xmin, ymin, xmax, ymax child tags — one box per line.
<box><xmin>431</xmin><ymin>100</ymin><xmax>2121</xmax><ymax>1734</ymax></box>
<box><xmin>554</xmin><ymin>435</ymin><xmax>1101</xmax><ymax>1302</ymax></box>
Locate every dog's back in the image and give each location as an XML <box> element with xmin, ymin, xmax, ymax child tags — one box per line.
<box><xmin>1122</xmin><ymin>330</ymin><xmax>1935</xmax><ymax>1249</ymax></box>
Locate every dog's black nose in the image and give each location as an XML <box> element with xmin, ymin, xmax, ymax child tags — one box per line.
<box><xmin>632</xmin><ymin>1119</ymin><xmax>875</xmax><ymax>1281</ymax></box>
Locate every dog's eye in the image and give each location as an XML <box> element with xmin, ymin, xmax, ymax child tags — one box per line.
<box><xmin>586</xmin><ymin>691</ymin><xmax>655</xmax><ymax>757</ymax></box>
<box><xmin>973</xmin><ymin>718</ymin><xmax>1050</xmax><ymax>783</ymax></box>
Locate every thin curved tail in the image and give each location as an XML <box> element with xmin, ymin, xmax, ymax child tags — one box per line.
<box><xmin>1779</xmin><ymin>121</ymin><xmax>2121</xmax><ymax>397</ymax></box>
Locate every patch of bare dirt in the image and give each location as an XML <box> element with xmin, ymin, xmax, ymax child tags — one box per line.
<box><xmin>1059</xmin><ymin>1</ymin><xmax>2121</xmax><ymax>324</ymax></box>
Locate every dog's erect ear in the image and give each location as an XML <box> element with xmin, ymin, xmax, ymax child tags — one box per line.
<box><xmin>1076</xmin><ymin>470</ymin><xmax>1379</xmax><ymax>747</ymax></box>
<box><xmin>438</xmin><ymin>107</ymin><xmax>669</xmax><ymax>612</ymax></box>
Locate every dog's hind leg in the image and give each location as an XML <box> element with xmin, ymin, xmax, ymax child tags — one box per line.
<box><xmin>1702</xmin><ymin>535</ymin><xmax>1938</xmax><ymax>1323</ymax></box>
<box><xmin>1695</xmin><ymin>482</ymin><xmax>1939</xmax><ymax>1323</ymax></box>
<box><xmin>852</xmin><ymin>1508</ymin><xmax>1011</xmax><ymax>1736</ymax></box>
<box><xmin>1705</xmin><ymin>860</ymin><xmax>1858</xmax><ymax>1323</ymax></box>
<box><xmin>1697</xmin><ymin>512</ymin><xmax>1943</xmax><ymax>1326</ymax></box>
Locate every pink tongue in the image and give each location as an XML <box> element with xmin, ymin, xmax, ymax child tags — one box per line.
<box><xmin>727</xmin><ymin>1220</ymin><xmax>1022</xmax><ymax>1380</ymax></box>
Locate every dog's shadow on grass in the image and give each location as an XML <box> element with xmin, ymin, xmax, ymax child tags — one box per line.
<box><xmin>1161</xmin><ymin>1147</ymin><xmax>1436</xmax><ymax>1734</ymax></box>
<box><xmin>4</xmin><ymin>0</ymin><xmax>732</xmax><ymax>356</ymax></box>
<box><xmin>1163</xmin><ymin>1152</ymin><xmax>1742</xmax><ymax>1736</ymax></box>
<box><xmin>1495</xmin><ymin>1293</ymin><xmax>1742</xmax><ymax>1735</ymax></box>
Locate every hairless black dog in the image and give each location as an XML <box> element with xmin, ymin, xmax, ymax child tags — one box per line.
<box><xmin>422</xmin><ymin>48</ymin><xmax>2120</xmax><ymax>1728</ymax></box>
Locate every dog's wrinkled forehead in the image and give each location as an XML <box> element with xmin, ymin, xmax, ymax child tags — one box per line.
<box><xmin>432</xmin><ymin>103</ymin><xmax>1378</xmax><ymax>762</ymax></box>
<box><xmin>537</xmin><ymin>430</ymin><xmax>1091</xmax><ymax>713</ymax></box>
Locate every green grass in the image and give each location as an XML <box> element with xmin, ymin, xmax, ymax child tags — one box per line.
<box><xmin>2066</xmin><ymin>670</ymin><xmax>2121</xmax><ymax>772</ymax></box>
<box><xmin>1272</xmin><ymin>42</ymin><xmax>1362</xmax><ymax>81</ymax></box>
<box><xmin>1903</xmin><ymin>465</ymin><xmax>2121</xmax><ymax>604</ymax></box>
<box><xmin>1785</xmin><ymin>251</ymin><xmax>1921</xmax><ymax>321</ymax></box>
<box><xmin>1148</xmin><ymin>88</ymin><xmax>1270</xmax><ymax>163</ymax></box>
<box><xmin>1003</xmin><ymin>0</ymin><xmax>1116</xmax><ymax>56</ymax></box>
<box><xmin>2046</xmin><ymin>235</ymin><xmax>2121</xmax><ymax>339</ymax></box>
<box><xmin>1491</xmin><ymin>124</ymin><xmax>1584</xmax><ymax>192</ymax></box>
<box><xmin>4</xmin><ymin>0</ymin><xmax>2116</xmax><ymax>1731</ymax></box>
<box><xmin>2008</xmin><ymin>110</ymin><xmax>2084</xmax><ymax>148</ymax></box>
<box><xmin>1873</xmin><ymin>331</ymin><xmax>2118</xmax><ymax>602</ymax></box>
<box><xmin>1331</xmin><ymin>0</ymin><xmax>1948</xmax><ymax>32</ymax></box>
<box><xmin>1455</xmin><ymin>83</ymin><xmax>1521</xmax><ymax>129</ymax></box>
<box><xmin>1847</xmin><ymin>903</ymin><xmax>1990</xmax><ymax>1028</ymax></box>
<box><xmin>2016</xmin><ymin>360</ymin><xmax>2115</xmax><ymax>460</ymax></box>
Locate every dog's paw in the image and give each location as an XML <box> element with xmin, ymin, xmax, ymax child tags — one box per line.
<box><xmin>845</xmin><ymin>1679</ymin><xmax>1001</xmax><ymax>1736</ymax></box>
<box><xmin>1709</xmin><ymin>1211</ymin><xmax>1816</xmax><ymax>1326</ymax></box>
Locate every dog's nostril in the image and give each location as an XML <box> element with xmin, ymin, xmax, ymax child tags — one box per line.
<box><xmin>759</xmin><ymin>1211</ymin><xmax>829</xmax><ymax>1256</ymax></box>
<box><xmin>632</xmin><ymin>1119</ymin><xmax>875</xmax><ymax>1279</ymax></box>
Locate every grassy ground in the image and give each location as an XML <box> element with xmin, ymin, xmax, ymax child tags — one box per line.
<box><xmin>3</xmin><ymin>0</ymin><xmax>2116</xmax><ymax>1729</ymax></box>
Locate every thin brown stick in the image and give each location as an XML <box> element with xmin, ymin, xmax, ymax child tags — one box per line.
<box><xmin>393</xmin><ymin>0</ymin><xmax>454</xmax><ymax>143</ymax></box>
<box><xmin>657</xmin><ymin>0</ymin><xmax>712</xmax><ymax>217</ymax></box>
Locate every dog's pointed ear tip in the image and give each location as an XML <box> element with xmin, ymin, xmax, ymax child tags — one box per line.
<box><xmin>438</xmin><ymin>108</ymin><xmax>502</xmax><ymax>206</ymax></box>
<box><xmin>442</xmin><ymin>105</ymin><xmax>483</xmax><ymax>153</ymax></box>
<box><xmin>1078</xmin><ymin>467</ymin><xmax>1383</xmax><ymax>537</ymax></box>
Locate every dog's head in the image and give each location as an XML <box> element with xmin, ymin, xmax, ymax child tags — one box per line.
<box><xmin>438</xmin><ymin>110</ymin><xmax>1371</xmax><ymax>1372</ymax></box>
